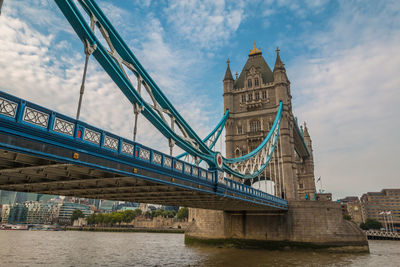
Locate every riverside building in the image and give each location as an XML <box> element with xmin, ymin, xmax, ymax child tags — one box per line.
<box><xmin>58</xmin><ymin>202</ymin><xmax>91</xmax><ymax>225</ymax></box>
<box><xmin>26</xmin><ymin>202</ymin><xmax>60</xmax><ymax>225</ymax></box>
<box><xmin>339</xmin><ymin>196</ymin><xmax>364</xmax><ymax>224</ymax></box>
<box><xmin>360</xmin><ymin>189</ymin><xmax>400</xmax><ymax>230</ymax></box>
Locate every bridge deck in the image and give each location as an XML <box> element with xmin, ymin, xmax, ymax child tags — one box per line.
<box><xmin>0</xmin><ymin>91</ymin><xmax>288</xmax><ymax>211</ymax></box>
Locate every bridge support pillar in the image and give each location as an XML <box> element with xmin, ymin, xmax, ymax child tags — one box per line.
<box><xmin>185</xmin><ymin>201</ymin><xmax>369</xmax><ymax>252</ymax></box>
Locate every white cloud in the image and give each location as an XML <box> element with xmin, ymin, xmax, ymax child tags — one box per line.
<box><xmin>164</xmin><ymin>0</ymin><xmax>245</xmax><ymax>49</ymax></box>
<box><xmin>289</xmin><ymin>1</ymin><xmax>400</xmax><ymax>198</ymax></box>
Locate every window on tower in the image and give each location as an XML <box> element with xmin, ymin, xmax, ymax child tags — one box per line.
<box><xmin>237</xmin><ymin>126</ymin><xmax>242</xmax><ymax>135</ymax></box>
<box><xmin>241</xmin><ymin>95</ymin><xmax>246</xmax><ymax>103</ymax></box>
<box><xmin>255</xmin><ymin>78</ymin><xmax>259</xmax><ymax>86</ymax></box>
<box><xmin>248</xmin><ymin>79</ymin><xmax>252</xmax><ymax>88</ymax></box>
<box><xmin>262</xmin><ymin>91</ymin><xmax>267</xmax><ymax>99</ymax></box>
<box><xmin>250</xmin><ymin>120</ymin><xmax>261</xmax><ymax>132</ymax></box>
<box><xmin>235</xmin><ymin>148</ymin><xmax>241</xmax><ymax>157</ymax></box>
<box><xmin>248</xmin><ymin>94</ymin><xmax>252</xmax><ymax>102</ymax></box>
<box><xmin>255</xmin><ymin>91</ymin><xmax>259</xmax><ymax>100</ymax></box>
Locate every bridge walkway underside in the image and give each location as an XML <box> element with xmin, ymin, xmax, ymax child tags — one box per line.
<box><xmin>0</xmin><ymin>142</ymin><xmax>283</xmax><ymax>211</ymax></box>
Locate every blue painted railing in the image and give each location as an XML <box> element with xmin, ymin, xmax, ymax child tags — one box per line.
<box><xmin>222</xmin><ymin>178</ymin><xmax>288</xmax><ymax>207</ymax></box>
<box><xmin>0</xmin><ymin>91</ymin><xmax>215</xmax><ymax>183</ymax></box>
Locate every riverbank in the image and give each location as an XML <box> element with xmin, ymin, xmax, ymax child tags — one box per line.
<box><xmin>66</xmin><ymin>226</ymin><xmax>184</xmax><ymax>233</ymax></box>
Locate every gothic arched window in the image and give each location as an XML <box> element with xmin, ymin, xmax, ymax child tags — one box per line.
<box><xmin>247</xmin><ymin>79</ymin><xmax>252</xmax><ymax>88</ymax></box>
<box><xmin>235</xmin><ymin>148</ymin><xmax>241</xmax><ymax>157</ymax></box>
<box><xmin>255</xmin><ymin>78</ymin><xmax>259</xmax><ymax>86</ymax></box>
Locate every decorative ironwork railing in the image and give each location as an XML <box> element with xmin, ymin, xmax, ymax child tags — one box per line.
<box><xmin>0</xmin><ymin>91</ymin><xmax>215</xmax><ymax>184</ymax></box>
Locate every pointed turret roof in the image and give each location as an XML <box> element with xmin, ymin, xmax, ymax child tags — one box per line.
<box><xmin>303</xmin><ymin>122</ymin><xmax>310</xmax><ymax>138</ymax></box>
<box><xmin>274</xmin><ymin>46</ymin><xmax>285</xmax><ymax>71</ymax></box>
<box><xmin>234</xmin><ymin>44</ymin><xmax>274</xmax><ymax>89</ymax></box>
<box><xmin>223</xmin><ymin>58</ymin><xmax>233</xmax><ymax>81</ymax></box>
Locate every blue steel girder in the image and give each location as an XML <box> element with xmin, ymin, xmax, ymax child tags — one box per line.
<box><xmin>52</xmin><ymin>0</ymin><xmax>285</xmax><ymax>180</ymax></box>
<box><xmin>0</xmin><ymin>91</ymin><xmax>288</xmax><ymax>210</ymax></box>
<box><xmin>54</xmin><ymin>0</ymin><xmax>217</xmax><ymax>166</ymax></box>
<box><xmin>176</xmin><ymin>109</ymin><xmax>229</xmax><ymax>164</ymax></box>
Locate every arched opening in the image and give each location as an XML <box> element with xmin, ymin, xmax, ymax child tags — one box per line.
<box><xmin>235</xmin><ymin>148</ymin><xmax>241</xmax><ymax>157</ymax></box>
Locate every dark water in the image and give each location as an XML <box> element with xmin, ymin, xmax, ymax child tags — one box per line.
<box><xmin>0</xmin><ymin>231</ymin><xmax>399</xmax><ymax>266</ymax></box>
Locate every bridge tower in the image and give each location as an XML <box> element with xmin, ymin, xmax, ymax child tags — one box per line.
<box><xmin>223</xmin><ymin>44</ymin><xmax>316</xmax><ymax>200</ymax></box>
<box><xmin>186</xmin><ymin>45</ymin><xmax>368</xmax><ymax>252</ymax></box>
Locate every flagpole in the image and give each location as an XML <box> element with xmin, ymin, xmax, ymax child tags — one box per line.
<box><xmin>388</xmin><ymin>211</ymin><xmax>394</xmax><ymax>232</ymax></box>
<box><xmin>381</xmin><ymin>211</ymin><xmax>387</xmax><ymax>231</ymax></box>
<box><xmin>384</xmin><ymin>212</ymin><xmax>388</xmax><ymax>231</ymax></box>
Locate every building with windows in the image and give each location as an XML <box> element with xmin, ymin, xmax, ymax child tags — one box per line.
<box><xmin>223</xmin><ymin>44</ymin><xmax>316</xmax><ymax>199</ymax></box>
<box><xmin>7</xmin><ymin>203</ymin><xmax>28</xmax><ymax>224</ymax></box>
<box><xmin>339</xmin><ymin>196</ymin><xmax>364</xmax><ymax>224</ymax></box>
<box><xmin>58</xmin><ymin>202</ymin><xmax>91</xmax><ymax>225</ymax></box>
<box><xmin>360</xmin><ymin>189</ymin><xmax>400</xmax><ymax>230</ymax></box>
<box><xmin>26</xmin><ymin>202</ymin><xmax>60</xmax><ymax>225</ymax></box>
<box><xmin>0</xmin><ymin>190</ymin><xmax>17</xmax><ymax>205</ymax></box>
<box><xmin>99</xmin><ymin>200</ymin><xmax>117</xmax><ymax>212</ymax></box>
<box><xmin>1</xmin><ymin>204</ymin><xmax>10</xmax><ymax>223</ymax></box>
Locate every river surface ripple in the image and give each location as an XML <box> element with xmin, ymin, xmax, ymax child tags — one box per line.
<box><xmin>0</xmin><ymin>231</ymin><xmax>399</xmax><ymax>266</ymax></box>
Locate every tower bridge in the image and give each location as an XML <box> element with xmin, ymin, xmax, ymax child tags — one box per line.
<box><xmin>0</xmin><ymin>0</ymin><xmax>368</xmax><ymax>252</ymax></box>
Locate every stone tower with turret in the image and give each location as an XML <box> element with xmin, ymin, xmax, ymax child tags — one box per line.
<box><xmin>223</xmin><ymin>44</ymin><xmax>316</xmax><ymax>200</ymax></box>
<box><xmin>185</xmin><ymin>45</ymin><xmax>368</xmax><ymax>252</ymax></box>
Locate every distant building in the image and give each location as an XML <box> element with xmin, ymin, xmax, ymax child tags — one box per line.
<box><xmin>162</xmin><ymin>205</ymin><xmax>179</xmax><ymax>211</ymax></box>
<box><xmin>0</xmin><ymin>190</ymin><xmax>39</xmax><ymax>204</ymax></box>
<box><xmin>1</xmin><ymin>204</ymin><xmax>10</xmax><ymax>223</ymax></box>
<box><xmin>8</xmin><ymin>203</ymin><xmax>28</xmax><ymax>224</ymax></box>
<box><xmin>360</xmin><ymin>189</ymin><xmax>400</xmax><ymax>230</ymax></box>
<box><xmin>117</xmin><ymin>202</ymin><xmax>139</xmax><ymax>211</ymax></box>
<box><xmin>58</xmin><ymin>202</ymin><xmax>91</xmax><ymax>225</ymax></box>
<box><xmin>0</xmin><ymin>190</ymin><xmax>17</xmax><ymax>205</ymax></box>
<box><xmin>99</xmin><ymin>200</ymin><xmax>117</xmax><ymax>212</ymax></box>
<box><xmin>26</xmin><ymin>202</ymin><xmax>59</xmax><ymax>225</ymax></box>
<box><xmin>339</xmin><ymin>196</ymin><xmax>364</xmax><ymax>224</ymax></box>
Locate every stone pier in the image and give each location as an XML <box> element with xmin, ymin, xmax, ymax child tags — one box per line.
<box><xmin>185</xmin><ymin>201</ymin><xmax>369</xmax><ymax>252</ymax></box>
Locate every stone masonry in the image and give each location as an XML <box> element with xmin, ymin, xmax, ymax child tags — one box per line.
<box><xmin>186</xmin><ymin>201</ymin><xmax>369</xmax><ymax>252</ymax></box>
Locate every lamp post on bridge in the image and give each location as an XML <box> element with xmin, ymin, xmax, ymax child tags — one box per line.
<box><xmin>316</xmin><ymin>176</ymin><xmax>323</xmax><ymax>193</ymax></box>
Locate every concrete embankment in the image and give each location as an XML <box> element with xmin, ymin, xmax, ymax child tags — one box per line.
<box><xmin>186</xmin><ymin>201</ymin><xmax>369</xmax><ymax>252</ymax></box>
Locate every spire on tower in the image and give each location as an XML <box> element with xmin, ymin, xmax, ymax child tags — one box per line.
<box><xmin>223</xmin><ymin>58</ymin><xmax>233</xmax><ymax>81</ymax></box>
<box><xmin>303</xmin><ymin>122</ymin><xmax>310</xmax><ymax>137</ymax></box>
<box><xmin>249</xmin><ymin>42</ymin><xmax>262</xmax><ymax>56</ymax></box>
<box><xmin>274</xmin><ymin>46</ymin><xmax>285</xmax><ymax>71</ymax></box>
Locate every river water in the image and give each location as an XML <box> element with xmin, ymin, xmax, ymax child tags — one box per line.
<box><xmin>0</xmin><ymin>231</ymin><xmax>399</xmax><ymax>266</ymax></box>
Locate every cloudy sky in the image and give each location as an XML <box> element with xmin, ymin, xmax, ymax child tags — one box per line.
<box><xmin>0</xmin><ymin>0</ymin><xmax>399</xmax><ymax>199</ymax></box>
